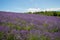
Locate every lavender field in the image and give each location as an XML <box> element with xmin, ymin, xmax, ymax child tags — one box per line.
<box><xmin>0</xmin><ymin>11</ymin><xmax>60</xmax><ymax>40</ymax></box>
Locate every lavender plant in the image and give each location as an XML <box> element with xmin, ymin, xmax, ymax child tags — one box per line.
<box><xmin>0</xmin><ymin>11</ymin><xmax>60</xmax><ymax>40</ymax></box>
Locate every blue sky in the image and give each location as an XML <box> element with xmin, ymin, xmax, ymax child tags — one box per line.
<box><xmin>0</xmin><ymin>0</ymin><xmax>60</xmax><ymax>12</ymax></box>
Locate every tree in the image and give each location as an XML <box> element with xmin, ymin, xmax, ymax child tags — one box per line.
<box><xmin>53</xmin><ymin>12</ymin><xmax>57</xmax><ymax>16</ymax></box>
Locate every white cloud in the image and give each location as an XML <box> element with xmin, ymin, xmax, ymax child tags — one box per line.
<box><xmin>1</xmin><ymin>8</ymin><xmax>60</xmax><ymax>13</ymax></box>
<box><xmin>26</xmin><ymin>8</ymin><xmax>41</xmax><ymax>13</ymax></box>
<box><xmin>45</xmin><ymin>8</ymin><xmax>60</xmax><ymax>11</ymax></box>
<box><xmin>26</xmin><ymin>8</ymin><xmax>60</xmax><ymax>13</ymax></box>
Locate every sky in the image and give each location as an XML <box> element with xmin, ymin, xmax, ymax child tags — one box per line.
<box><xmin>0</xmin><ymin>0</ymin><xmax>60</xmax><ymax>12</ymax></box>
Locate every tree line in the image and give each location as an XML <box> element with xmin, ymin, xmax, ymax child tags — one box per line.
<box><xmin>28</xmin><ymin>11</ymin><xmax>60</xmax><ymax>16</ymax></box>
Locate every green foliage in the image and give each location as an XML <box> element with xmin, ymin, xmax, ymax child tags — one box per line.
<box><xmin>0</xmin><ymin>32</ymin><xmax>4</xmax><ymax>40</ymax></box>
<box><xmin>28</xmin><ymin>34</ymin><xmax>40</xmax><ymax>40</ymax></box>
<box><xmin>28</xmin><ymin>12</ymin><xmax>32</xmax><ymax>14</ymax></box>
<box><xmin>25</xmin><ymin>24</ymin><xmax>34</xmax><ymax>31</ymax></box>
<box><xmin>14</xmin><ymin>25</ymin><xmax>21</xmax><ymax>30</ymax></box>
<box><xmin>21</xmin><ymin>20</ymin><xmax>26</xmax><ymax>24</ymax></box>
<box><xmin>31</xmin><ymin>11</ymin><xmax>60</xmax><ymax>16</ymax></box>
<box><xmin>25</xmin><ymin>26</ymin><xmax>32</xmax><ymax>31</ymax></box>
<box><xmin>7</xmin><ymin>22</ymin><xmax>14</xmax><ymax>27</ymax></box>
<box><xmin>0</xmin><ymin>22</ymin><xmax>3</xmax><ymax>25</ymax></box>
<box><xmin>43</xmin><ymin>23</ymin><xmax>48</xmax><ymax>27</ymax></box>
<box><xmin>40</xmin><ymin>35</ymin><xmax>50</xmax><ymax>40</ymax></box>
<box><xmin>48</xmin><ymin>27</ymin><xmax>59</xmax><ymax>33</ymax></box>
<box><xmin>29</xmin><ymin>36</ymin><xmax>40</xmax><ymax>40</ymax></box>
<box><xmin>20</xmin><ymin>25</ymin><xmax>33</xmax><ymax>31</ymax></box>
<box><xmin>0</xmin><ymin>22</ymin><xmax>6</xmax><ymax>26</ymax></box>
<box><xmin>28</xmin><ymin>34</ymin><xmax>50</xmax><ymax>40</ymax></box>
<box><xmin>7</xmin><ymin>34</ymin><xmax>15</xmax><ymax>40</ymax></box>
<box><xmin>55</xmin><ymin>37</ymin><xmax>60</xmax><ymax>40</ymax></box>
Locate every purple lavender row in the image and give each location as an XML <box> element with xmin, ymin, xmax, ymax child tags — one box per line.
<box><xmin>0</xmin><ymin>11</ymin><xmax>60</xmax><ymax>40</ymax></box>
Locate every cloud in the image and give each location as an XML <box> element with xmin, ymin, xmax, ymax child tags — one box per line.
<box><xmin>26</xmin><ymin>8</ymin><xmax>60</xmax><ymax>13</ymax></box>
<box><xmin>45</xmin><ymin>8</ymin><xmax>60</xmax><ymax>11</ymax></box>
<box><xmin>1</xmin><ymin>8</ymin><xmax>60</xmax><ymax>13</ymax></box>
<box><xmin>26</xmin><ymin>8</ymin><xmax>41</xmax><ymax>13</ymax></box>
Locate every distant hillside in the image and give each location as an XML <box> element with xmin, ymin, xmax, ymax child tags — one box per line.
<box><xmin>28</xmin><ymin>11</ymin><xmax>60</xmax><ymax>16</ymax></box>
